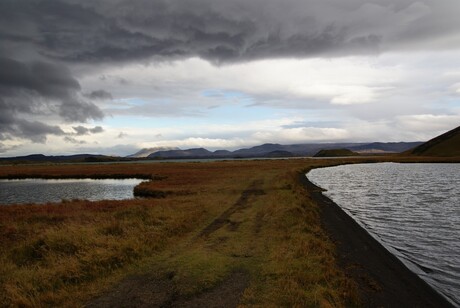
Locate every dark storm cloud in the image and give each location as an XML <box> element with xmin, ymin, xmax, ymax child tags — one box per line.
<box><xmin>0</xmin><ymin>107</ymin><xmax>65</xmax><ymax>143</ymax></box>
<box><xmin>1</xmin><ymin>0</ymin><xmax>459</xmax><ymax>153</ymax></box>
<box><xmin>0</xmin><ymin>57</ymin><xmax>79</xmax><ymax>98</ymax></box>
<box><xmin>2</xmin><ymin>0</ymin><xmax>458</xmax><ymax>65</ymax></box>
<box><xmin>0</xmin><ymin>57</ymin><xmax>103</xmax><ymax>121</ymax></box>
<box><xmin>0</xmin><ymin>56</ymin><xmax>104</xmax><ymax>145</ymax></box>
<box><xmin>59</xmin><ymin>99</ymin><xmax>104</xmax><ymax>122</ymax></box>
<box><xmin>15</xmin><ymin>120</ymin><xmax>65</xmax><ymax>143</ymax></box>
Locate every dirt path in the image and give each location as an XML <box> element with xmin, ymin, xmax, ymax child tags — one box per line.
<box><xmin>87</xmin><ymin>271</ymin><xmax>249</xmax><ymax>308</ymax></box>
<box><xmin>86</xmin><ymin>180</ymin><xmax>264</xmax><ymax>308</ymax></box>
<box><xmin>199</xmin><ymin>180</ymin><xmax>264</xmax><ymax>238</ymax></box>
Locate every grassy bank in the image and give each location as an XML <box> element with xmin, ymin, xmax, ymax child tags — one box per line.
<box><xmin>0</xmin><ymin>157</ymin><xmax>457</xmax><ymax>306</ymax></box>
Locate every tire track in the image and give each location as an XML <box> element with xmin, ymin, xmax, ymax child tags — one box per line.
<box><xmin>198</xmin><ymin>179</ymin><xmax>265</xmax><ymax>238</ymax></box>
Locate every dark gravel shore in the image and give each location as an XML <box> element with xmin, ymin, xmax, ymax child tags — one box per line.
<box><xmin>301</xmin><ymin>173</ymin><xmax>454</xmax><ymax>307</ymax></box>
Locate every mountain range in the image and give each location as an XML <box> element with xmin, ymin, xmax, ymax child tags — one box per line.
<box><xmin>0</xmin><ymin>141</ymin><xmax>423</xmax><ymax>163</ymax></box>
<box><xmin>145</xmin><ymin>142</ymin><xmax>423</xmax><ymax>159</ymax></box>
<box><xmin>3</xmin><ymin>124</ymin><xmax>460</xmax><ymax>163</ymax></box>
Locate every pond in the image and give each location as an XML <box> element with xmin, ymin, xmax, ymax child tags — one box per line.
<box><xmin>0</xmin><ymin>178</ymin><xmax>145</xmax><ymax>205</ymax></box>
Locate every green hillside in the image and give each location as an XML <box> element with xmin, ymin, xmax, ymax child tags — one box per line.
<box><xmin>409</xmin><ymin>125</ymin><xmax>460</xmax><ymax>157</ymax></box>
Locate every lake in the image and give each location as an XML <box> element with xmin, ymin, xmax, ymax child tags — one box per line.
<box><xmin>0</xmin><ymin>178</ymin><xmax>144</xmax><ymax>205</ymax></box>
<box><xmin>307</xmin><ymin>163</ymin><xmax>460</xmax><ymax>306</ymax></box>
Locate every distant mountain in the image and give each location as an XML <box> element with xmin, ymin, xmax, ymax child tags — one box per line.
<box><xmin>232</xmin><ymin>143</ymin><xmax>286</xmax><ymax>156</ymax></box>
<box><xmin>128</xmin><ymin>147</ymin><xmax>180</xmax><ymax>158</ymax></box>
<box><xmin>135</xmin><ymin>141</ymin><xmax>422</xmax><ymax>159</ymax></box>
<box><xmin>408</xmin><ymin>125</ymin><xmax>460</xmax><ymax>157</ymax></box>
<box><xmin>0</xmin><ymin>154</ymin><xmax>125</xmax><ymax>163</ymax></box>
<box><xmin>232</xmin><ymin>143</ymin><xmax>363</xmax><ymax>157</ymax></box>
<box><xmin>264</xmin><ymin>150</ymin><xmax>296</xmax><ymax>158</ymax></box>
<box><xmin>148</xmin><ymin>148</ymin><xmax>212</xmax><ymax>158</ymax></box>
<box><xmin>213</xmin><ymin>150</ymin><xmax>232</xmax><ymax>156</ymax></box>
<box><xmin>313</xmin><ymin>149</ymin><xmax>359</xmax><ymax>157</ymax></box>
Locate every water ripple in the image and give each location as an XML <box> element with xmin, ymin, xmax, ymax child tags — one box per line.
<box><xmin>308</xmin><ymin>163</ymin><xmax>460</xmax><ymax>306</ymax></box>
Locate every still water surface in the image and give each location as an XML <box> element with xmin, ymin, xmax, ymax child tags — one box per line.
<box><xmin>0</xmin><ymin>178</ymin><xmax>144</xmax><ymax>205</ymax></box>
<box><xmin>308</xmin><ymin>163</ymin><xmax>460</xmax><ymax>306</ymax></box>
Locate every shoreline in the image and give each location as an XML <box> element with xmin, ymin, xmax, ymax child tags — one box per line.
<box><xmin>300</xmin><ymin>171</ymin><xmax>454</xmax><ymax>307</ymax></box>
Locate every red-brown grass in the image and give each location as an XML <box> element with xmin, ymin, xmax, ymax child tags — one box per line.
<box><xmin>1</xmin><ymin>156</ymin><xmax>458</xmax><ymax>306</ymax></box>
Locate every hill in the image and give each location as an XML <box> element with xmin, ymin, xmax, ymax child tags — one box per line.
<box><xmin>408</xmin><ymin>125</ymin><xmax>460</xmax><ymax>157</ymax></box>
<box><xmin>313</xmin><ymin>149</ymin><xmax>359</xmax><ymax>157</ymax></box>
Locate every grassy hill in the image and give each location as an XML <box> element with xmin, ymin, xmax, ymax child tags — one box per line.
<box><xmin>409</xmin><ymin>125</ymin><xmax>460</xmax><ymax>157</ymax></box>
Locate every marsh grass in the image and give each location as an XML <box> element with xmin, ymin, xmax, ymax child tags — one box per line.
<box><xmin>0</xmin><ymin>197</ymin><xmax>208</xmax><ymax>306</ymax></box>
<box><xmin>0</xmin><ymin>159</ymin><xmax>412</xmax><ymax>306</ymax></box>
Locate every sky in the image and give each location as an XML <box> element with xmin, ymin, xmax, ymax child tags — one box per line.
<box><xmin>1</xmin><ymin>0</ymin><xmax>460</xmax><ymax>157</ymax></box>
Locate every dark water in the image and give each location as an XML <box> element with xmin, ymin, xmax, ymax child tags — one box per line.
<box><xmin>0</xmin><ymin>178</ymin><xmax>144</xmax><ymax>205</ymax></box>
<box><xmin>308</xmin><ymin>163</ymin><xmax>460</xmax><ymax>306</ymax></box>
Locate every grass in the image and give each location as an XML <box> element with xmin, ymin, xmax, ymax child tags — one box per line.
<box><xmin>0</xmin><ymin>198</ymin><xmax>205</xmax><ymax>306</ymax></box>
<box><xmin>1</xmin><ymin>157</ymin><xmax>459</xmax><ymax>306</ymax></box>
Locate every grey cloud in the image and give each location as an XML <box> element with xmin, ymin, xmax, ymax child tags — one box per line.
<box><xmin>85</xmin><ymin>90</ymin><xmax>113</xmax><ymax>100</ymax></box>
<box><xmin>0</xmin><ymin>107</ymin><xmax>65</xmax><ymax>143</ymax></box>
<box><xmin>90</xmin><ymin>126</ymin><xmax>104</xmax><ymax>134</ymax></box>
<box><xmin>64</xmin><ymin>136</ymin><xmax>87</xmax><ymax>144</ymax></box>
<box><xmin>2</xmin><ymin>0</ymin><xmax>459</xmax><ymax>65</ymax></box>
<box><xmin>59</xmin><ymin>99</ymin><xmax>104</xmax><ymax>122</ymax></box>
<box><xmin>16</xmin><ymin>120</ymin><xmax>65</xmax><ymax>143</ymax></box>
<box><xmin>72</xmin><ymin>126</ymin><xmax>88</xmax><ymax>136</ymax></box>
<box><xmin>0</xmin><ymin>143</ymin><xmax>21</xmax><ymax>154</ymax></box>
<box><xmin>73</xmin><ymin>125</ymin><xmax>104</xmax><ymax>135</ymax></box>
<box><xmin>72</xmin><ymin>126</ymin><xmax>89</xmax><ymax>136</ymax></box>
<box><xmin>0</xmin><ymin>57</ymin><xmax>80</xmax><ymax>98</ymax></box>
<box><xmin>0</xmin><ymin>57</ymin><xmax>103</xmax><ymax>123</ymax></box>
<box><xmin>0</xmin><ymin>57</ymin><xmax>103</xmax><ymax>118</ymax></box>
